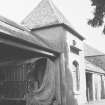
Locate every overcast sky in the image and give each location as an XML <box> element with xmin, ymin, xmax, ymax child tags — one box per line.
<box><xmin>0</xmin><ymin>0</ymin><xmax>105</xmax><ymax>53</ymax></box>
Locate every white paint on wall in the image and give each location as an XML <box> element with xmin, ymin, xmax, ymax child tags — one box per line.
<box><xmin>66</xmin><ymin>31</ymin><xmax>86</xmax><ymax>105</ymax></box>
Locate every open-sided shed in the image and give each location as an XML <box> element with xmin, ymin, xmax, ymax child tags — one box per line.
<box><xmin>0</xmin><ymin>14</ymin><xmax>78</xmax><ymax>105</ymax></box>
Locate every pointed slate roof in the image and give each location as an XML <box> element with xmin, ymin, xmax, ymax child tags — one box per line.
<box><xmin>21</xmin><ymin>0</ymin><xmax>70</xmax><ymax>29</ymax></box>
<box><xmin>21</xmin><ymin>0</ymin><xmax>84</xmax><ymax>40</ymax></box>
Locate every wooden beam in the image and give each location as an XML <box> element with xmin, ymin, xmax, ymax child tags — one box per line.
<box><xmin>0</xmin><ymin>38</ymin><xmax>55</xmax><ymax>57</ymax></box>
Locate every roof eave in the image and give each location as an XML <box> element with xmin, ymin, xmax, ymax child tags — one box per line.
<box><xmin>62</xmin><ymin>23</ymin><xmax>85</xmax><ymax>41</ymax></box>
<box><xmin>0</xmin><ymin>31</ymin><xmax>57</xmax><ymax>57</ymax></box>
<box><xmin>31</xmin><ymin>23</ymin><xmax>85</xmax><ymax>41</ymax></box>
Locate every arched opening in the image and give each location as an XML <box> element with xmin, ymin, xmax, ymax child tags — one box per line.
<box><xmin>73</xmin><ymin>60</ymin><xmax>80</xmax><ymax>91</ymax></box>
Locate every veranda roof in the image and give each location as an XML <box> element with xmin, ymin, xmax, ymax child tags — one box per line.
<box><xmin>84</xmin><ymin>43</ymin><xmax>105</xmax><ymax>71</ymax></box>
<box><xmin>85</xmin><ymin>59</ymin><xmax>105</xmax><ymax>74</ymax></box>
<box><xmin>85</xmin><ymin>55</ymin><xmax>105</xmax><ymax>71</ymax></box>
<box><xmin>84</xmin><ymin>43</ymin><xmax>104</xmax><ymax>56</ymax></box>
<box><xmin>0</xmin><ymin>16</ymin><xmax>57</xmax><ymax>56</ymax></box>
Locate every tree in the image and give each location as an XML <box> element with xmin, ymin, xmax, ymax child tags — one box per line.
<box><xmin>88</xmin><ymin>0</ymin><xmax>105</xmax><ymax>34</ymax></box>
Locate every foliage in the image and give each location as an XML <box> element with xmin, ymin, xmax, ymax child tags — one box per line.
<box><xmin>88</xmin><ymin>0</ymin><xmax>105</xmax><ymax>34</ymax></box>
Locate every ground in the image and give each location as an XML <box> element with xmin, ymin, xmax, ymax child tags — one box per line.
<box><xmin>83</xmin><ymin>99</ymin><xmax>105</xmax><ymax>105</ymax></box>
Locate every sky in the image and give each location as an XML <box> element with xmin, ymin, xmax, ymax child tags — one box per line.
<box><xmin>0</xmin><ymin>0</ymin><xmax>105</xmax><ymax>53</ymax></box>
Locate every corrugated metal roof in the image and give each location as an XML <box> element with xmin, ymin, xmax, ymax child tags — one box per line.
<box><xmin>85</xmin><ymin>55</ymin><xmax>105</xmax><ymax>70</ymax></box>
<box><xmin>85</xmin><ymin>59</ymin><xmax>105</xmax><ymax>74</ymax></box>
<box><xmin>84</xmin><ymin>43</ymin><xmax>104</xmax><ymax>56</ymax></box>
<box><xmin>0</xmin><ymin>20</ymin><xmax>39</xmax><ymax>45</ymax></box>
<box><xmin>84</xmin><ymin>44</ymin><xmax>105</xmax><ymax>71</ymax></box>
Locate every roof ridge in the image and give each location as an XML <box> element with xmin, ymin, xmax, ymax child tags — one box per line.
<box><xmin>47</xmin><ymin>0</ymin><xmax>63</xmax><ymax>23</ymax></box>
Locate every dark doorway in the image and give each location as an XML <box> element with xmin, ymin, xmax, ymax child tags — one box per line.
<box><xmin>101</xmin><ymin>76</ymin><xmax>105</xmax><ymax>99</ymax></box>
<box><xmin>0</xmin><ymin>43</ymin><xmax>48</xmax><ymax>105</ymax></box>
<box><xmin>86</xmin><ymin>72</ymin><xmax>93</xmax><ymax>102</ymax></box>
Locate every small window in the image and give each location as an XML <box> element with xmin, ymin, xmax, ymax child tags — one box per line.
<box><xmin>70</xmin><ymin>46</ymin><xmax>81</xmax><ymax>55</ymax></box>
<box><xmin>73</xmin><ymin>60</ymin><xmax>80</xmax><ymax>91</ymax></box>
